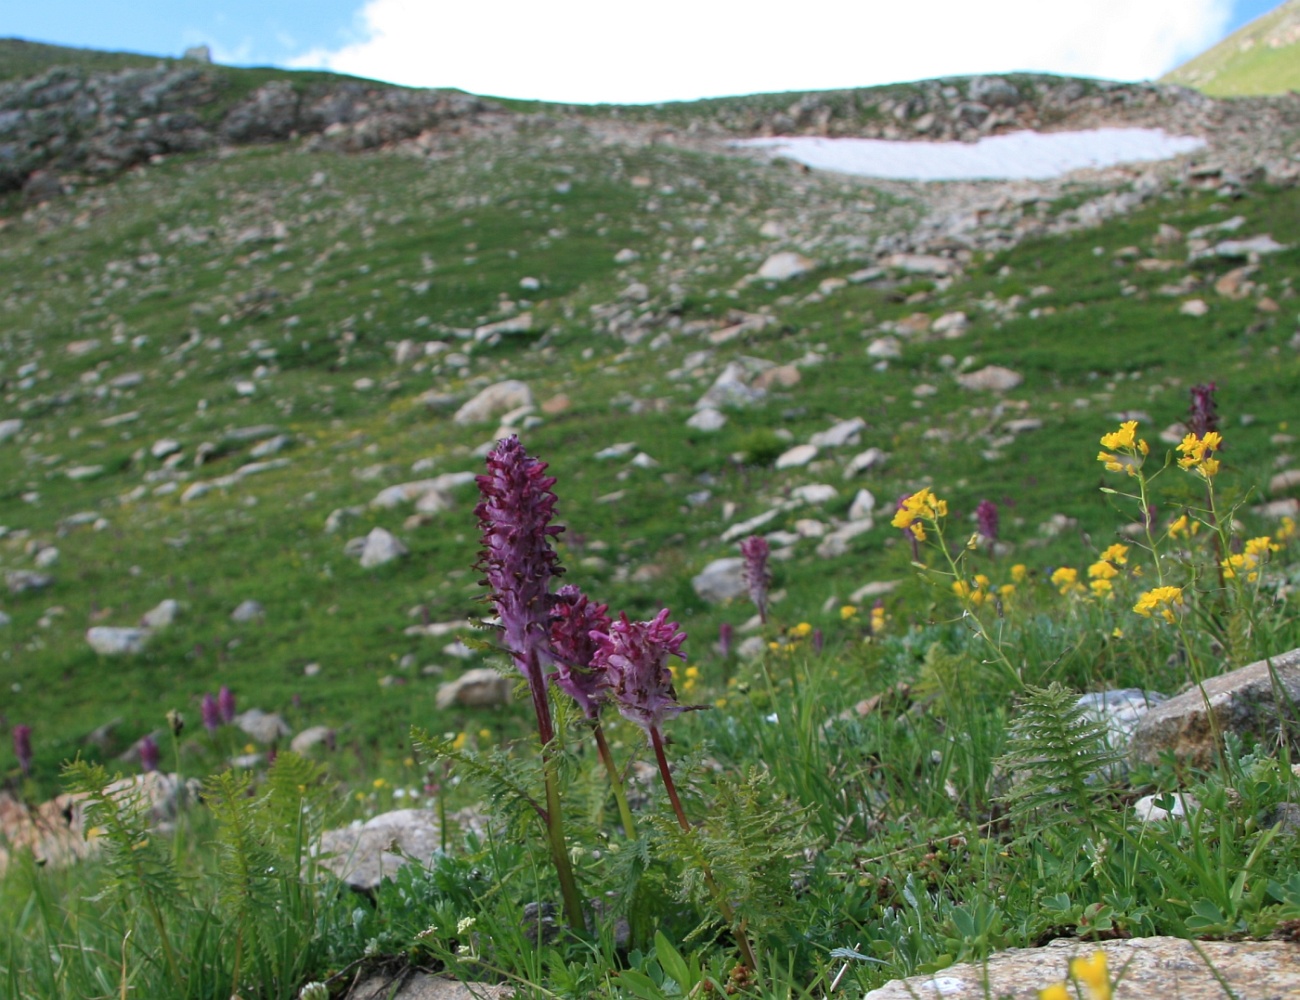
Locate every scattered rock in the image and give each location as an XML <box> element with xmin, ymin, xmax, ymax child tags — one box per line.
<box><xmin>290</xmin><ymin>726</ymin><xmax>336</xmax><ymax>754</ymax></box>
<box><xmin>931</xmin><ymin>311</ymin><xmax>969</xmax><ymax>338</ymax></box>
<box><xmin>691</xmin><ymin>558</ymin><xmax>748</xmax><ymax>604</ymax></box>
<box><xmin>848</xmin><ymin>489</ymin><xmax>876</xmax><ymax>521</ymax></box>
<box><xmin>6</xmin><ymin>570</ymin><xmax>53</xmax><ymax>594</ymax></box>
<box><xmin>234</xmin><ymin>709</ymin><xmax>291</xmax><ymax>744</ymax></box>
<box><xmin>317</xmin><ymin>808</ymin><xmax>443</xmax><ymax>892</ymax></box>
<box><xmin>436</xmin><ymin>668</ymin><xmax>512</xmax><ymax>710</ymax></box>
<box><xmin>1130</xmin><ymin>648</ymin><xmax>1300</xmax><ymax>767</ymax></box>
<box><xmin>694</xmin><ymin>361</ymin><xmax>767</xmax><ymax>410</ymax></box>
<box><xmin>1180</xmin><ymin>298</ymin><xmax>1210</xmax><ymax>316</ymax></box>
<box><xmin>359</xmin><ymin>527</ymin><xmax>410</xmax><ymax>568</ymax></box>
<box><xmin>809</xmin><ymin>418</ymin><xmax>865</xmax><ymax>449</ymax></box>
<box><xmin>86</xmin><ymin>626</ymin><xmax>150</xmax><ymax>655</ymax></box>
<box><xmin>344</xmin><ymin>973</ymin><xmax>512</xmax><ymax>1000</ymax></box>
<box><xmin>885</xmin><ymin>253</ymin><xmax>957</xmax><ymax>277</ymax></box>
<box><xmin>140</xmin><ymin>599</ymin><xmax>179</xmax><ymax>629</ymax></box>
<box><xmin>1270</xmin><ymin>469</ymin><xmax>1300</xmax><ymax>496</ymax></box>
<box><xmin>866</xmin><ymin>336</ymin><xmax>902</xmax><ymax>359</ymax></box>
<box><xmin>955</xmin><ymin>365</ymin><xmax>1023</xmax><ymax>392</ymax></box>
<box><xmin>230</xmin><ymin>599</ymin><xmax>265</xmax><ymax>623</ymax></box>
<box><xmin>0</xmin><ymin>419</ymin><xmax>23</xmax><ymax>442</ymax></box>
<box><xmin>775</xmin><ymin>444</ymin><xmax>818</xmax><ymax>469</ymax></box>
<box><xmin>844</xmin><ymin>448</ymin><xmax>888</xmax><ymax>478</ymax></box>
<box><xmin>686</xmin><ymin>408</ymin><xmax>727</xmax><ymax>431</ymax></box>
<box><xmin>452</xmin><ymin>380</ymin><xmax>533</xmax><ymax>425</ymax></box>
<box><xmin>1133</xmin><ymin>791</ymin><xmax>1199</xmax><ymax>822</ymax></box>
<box><xmin>816</xmin><ymin>519</ymin><xmax>874</xmax><ymax>559</ymax></box>
<box><xmin>756</xmin><ymin>251</ymin><xmax>815</xmax><ymax>281</ymax></box>
<box><xmin>862</xmin><ymin>937</ymin><xmax>1300</xmax><ymax>1000</ymax></box>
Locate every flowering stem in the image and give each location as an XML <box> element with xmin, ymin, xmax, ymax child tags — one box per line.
<box><xmin>525</xmin><ymin>648</ymin><xmax>586</xmax><ymax>934</ymax></box>
<box><xmin>592</xmin><ymin>723</ymin><xmax>638</xmax><ymax>840</ymax></box>
<box><xmin>648</xmin><ymin>725</ymin><xmax>758</xmax><ymax>972</ymax></box>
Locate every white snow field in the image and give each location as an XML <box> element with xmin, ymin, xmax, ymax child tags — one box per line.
<box><xmin>734</xmin><ymin>128</ymin><xmax>1207</xmax><ymax>181</ymax></box>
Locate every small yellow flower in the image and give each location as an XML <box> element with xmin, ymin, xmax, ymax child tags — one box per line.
<box><xmin>1100</xmin><ymin>543</ymin><xmax>1129</xmax><ymax>565</ymax></box>
<box><xmin>477</xmin><ymin>728</ymin><xmax>491</xmax><ymax>740</ymax></box>
<box><xmin>1039</xmin><ymin>984</ymin><xmax>1071</xmax><ymax>1000</ymax></box>
<box><xmin>790</xmin><ymin>622</ymin><xmax>813</xmax><ymax>638</ymax></box>
<box><xmin>451</xmin><ymin>731</ymin><xmax>468</xmax><ymax>752</ymax></box>
<box><xmin>952</xmin><ymin>580</ymin><xmax>972</xmax><ymax>599</ymax></box>
<box><xmin>1168</xmin><ymin>513</ymin><xmax>1191</xmax><ymax>539</ymax></box>
<box><xmin>1176</xmin><ymin>430</ymin><xmax>1223</xmax><ymax>479</ymax></box>
<box><xmin>1070</xmin><ymin>950</ymin><xmax>1111</xmax><ymax>1000</ymax></box>
<box><xmin>714</xmin><ymin>697</ymin><xmax>727</xmax><ymax>709</ymax></box>
<box><xmin>1100</xmin><ymin>420</ymin><xmax>1138</xmax><ymax>451</ymax></box>
<box><xmin>1278</xmin><ymin>516</ymin><xmax>1296</xmax><ymax>542</ymax></box>
<box><xmin>1088</xmin><ymin>559</ymin><xmax>1119</xmax><ymax>580</ymax></box>
<box><xmin>840</xmin><ymin>605</ymin><xmax>858</xmax><ymax>620</ymax></box>
<box><xmin>1090</xmin><ymin>578</ymin><xmax>1113</xmax><ymax>597</ymax></box>
<box><xmin>685</xmin><ymin>665</ymin><xmax>701</xmax><ymax>680</ymax></box>
<box><xmin>1112</xmin><ymin>627</ymin><xmax>1124</xmax><ymax>638</ymax></box>
<box><xmin>891</xmin><ymin>487</ymin><xmax>948</xmax><ymax>535</ymax></box>
<box><xmin>1134</xmin><ymin>586</ymin><xmax>1184</xmax><ymax>623</ymax></box>
<box><xmin>373</xmin><ymin>777</ymin><xmax>387</xmax><ymax>789</ymax></box>
<box><xmin>1050</xmin><ymin>566</ymin><xmax>1083</xmax><ymax>596</ymax></box>
<box><xmin>999</xmin><ymin>583</ymin><xmax>1015</xmax><ymax>598</ymax></box>
<box><xmin>1011</xmin><ymin>563</ymin><xmax>1028</xmax><ymax>583</ymax></box>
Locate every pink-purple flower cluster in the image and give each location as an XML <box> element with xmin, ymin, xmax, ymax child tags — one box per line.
<box><xmin>549</xmin><ymin>584</ymin><xmax>612</xmax><ymax>719</ymax></box>
<box><xmin>976</xmin><ymin>499</ymin><xmax>999</xmax><ymax>543</ymax></box>
<box><xmin>740</xmin><ymin>535</ymin><xmax>771</xmax><ymax>624</ymax></box>
<box><xmin>592</xmin><ymin>609</ymin><xmax>689</xmax><ymax>735</ymax></box>
<box><xmin>1189</xmin><ymin>382</ymin><xmax>1220</xmax><ymax>441</ymax></box>
<box><xmin>13</xmin><ymin>724</ymin><xmax>32</xmax><ymax>776</ymax></box>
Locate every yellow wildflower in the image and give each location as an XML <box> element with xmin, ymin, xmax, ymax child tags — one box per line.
<box><xmin>1088</xmin><ymin>559</ymin><xmax>1119</xmax><ymax>580</ymax></box>
<box><xmin>1112</xmin><ymin>627</ymin><xmax>1124</xmax><ymax>639</ymax></box>
<box><xmin>870</xmin><ymin>605</ymin><xmax>887</xmax><ymax>633</ymax></box>
<box><xmin>372</xmin><ymin>778</ymin><xmax>387</xmax><ymax>789</ymax></box>
<box><xmin>840</xmin><ymin>605</ymin><xmax>858</xmax><ymax>620</ymax></box>
<box><xmin>1090</xmin><ymin>578</ymin><xmax>1113</xmax><ymax>597</ymax></box>
<box><xmin>477</xmin><ymin>728</ymin><xmax>491</xmax><ymax>740</ymax></box>
<box><xmin>952</xmin><ymin>580</ymin><xmax>972</xmax><ymax>600</ymax></box>
<box><xmin>1070</xmin><ymin>950</ymin><xmax>1112</xmax><ymax>1000</ymax></box>
<box><xmin>1100</xmin><ymin>421</ymin><xmax>1138</xmax><ymax>451</ymax></box>
<box><xmin>451</xmin><ymin>731</ymin><xmax>468</xmax><ymax>752</ymax></box>
<box><xmin>790</xmin><ymin>621</ymin><xmax>813</xmax><ymax>638</ymax></box>
<box><xmin>1134</xmin><ymin>586</ymin><xmax>1184</xmax><ymax>623</ymax></box>
<box><xmin>1011</xmin><ymin>563</ymin><xmax>1028</xmax><ymax>583</ymax></box>
<box><xmin>1168</xmin><ymin>513</ymin><xmax>1191</xmax><ymax>539</ymax></box>
<box><xmin>1039</xmin><ymin>984</ymin><xmax>1070</xmax><ymax>1000</ymax></box>
<box><xmin>1176</xmin><ymin>430</ymin><xmax>1223</xmax><ymax>479</ymax></box>
<box><xmin>1100</xmin><ymin>543</ymin><xmax>1129</xmax><ymax>565</ymax></box>
<box><xmin>1097</xmin><ymin>450</ymin><xmax>1126</xmax><ymax>473</ymax></box>
<box><xmin>1278</xmin><ymin>516</ymin><xmax>1296</xmax><ymax>542</ymax></box>
<box><xmin>999</xmin><ymin>583</ymin><xmax>1015</xmax><ymax>598</ymax></box>
<box><xmin>1050</xmin><ymin>566</ymin><xmax>1084</xmax><ymax>596</ymax></box>
<box><xmin>891</xmin><ymin>487</ymin><xmax>948</xmax><ymax>536</ymax></box>
<box><xmin>974</xmin><ymin>574</ymin><xmax>990</xmax><ymax>589</ymax></box>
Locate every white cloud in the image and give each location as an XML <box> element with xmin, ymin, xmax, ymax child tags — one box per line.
<box><xmin>289</xmin><ymin>0</ymin><xmax>1233</xmax><ymax>104</ymax></box>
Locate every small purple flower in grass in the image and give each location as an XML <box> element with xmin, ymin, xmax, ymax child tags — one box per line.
<box><xmin>218</xmin><ymin>685</ymin><xmax>236</xmax><ymax>725</ymax></box>
<box><xmin>1189</xmin><ymin>382</ymin><xmax>1220</xmax><ymax>441</ymax></box>
<box><xmin>812</xmin><ymin>628</ymin><xmax>824</xmax><ymax>654</ymax></box>
<box><xmin>475</xmin><ymin>435</ymin><xmax>565</xmax><ymax>685</ymax></box>
<box><xmin>976</xmin><ymin>499</ymin><xmax>999</xmax><ymax>543</ymax></box>
<box><xmin>593</xmin><ymin>609</ymin><xmax>692</xmax><ymax>735</ymax></box>
<box><xmin>740</xmin><ymin>535</ymin><xmax>771</xmax><ymax>624</ymax></box>
<box><xmin>139</xmin><ymin>735</ymin><xmax>160</xmax><ymax>773</ymax></box>
<box><xmin>717</xmin><ymin>621</ymin><xmax>733</xmax><ymax>658</ymax></box>
<box><xmin>14</xmin><ymin>724</ymin><xmax>32</xmax><ymax>776</ymax></box>
<box><xmin>549</xmin><ymin>584</ymin><xmax>612</xmax><ymax>719</ymax></box>
<box><xmin>201</xmin><ymin>693</ymin><xmax>221</xmax><ymax>733</ymax></box>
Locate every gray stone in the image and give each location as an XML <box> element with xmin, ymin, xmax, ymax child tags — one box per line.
<box><xmin>719</xmin><ymin>508</ymin><xmax>781</xmax><ymax>544</ymax></box>
<box><xmin>844</xmin><ymin>447</ymin><xmax>888</xmax><ymax>478</ymax></box>
<box><xmin>816</xmin><ymin>518</ymin><xmax>874</xmax><ymax>559</ymax></box>
<box><xmin>230</xmin><ymin>599</ymin><xmax>265</xmax><ymax>623</ymax></box>
<box><xmin>473</xmin><ymin>312</ymin><xmax>533</xmax><ymax>343</ymax></box>
<box><xmin>809</xmin><ymin>418</ymin><xmax>865</xmax><ymax>449</ymax></box>
<box><xmin>359</xmin><ymin>527</ymin><xmax>409</xmax><ymax>568</ymax></box>
<box><xmin>453</xmin><ymin>380</ymin><xmax>533</xmax><ymax>425</ymax></box>
<box><xmin>1076</xmin><ymin>688</ymin><xmax>1166</xmax><ymax>755</ymax></box>
<box><xmin>1270</xmin><ymin>469</ymin><xmax>1300</xmax><ymax>495</ymax></box>
<box><xmin>290</xmin><ymin>726</ymin><xmax>336</xmax><ymax>754</ymax></box>
<box><xmin>6</xmin><ymin>570</ymin><xmax>52</xmax><ymax>594</ymax></box>
<box><xmin>150</xmin><ymin>438</ymin><xmax>181</xmax><ymax>459</ymax></box>
<box><xmin>789</xmin><ymin>483</ymin><xmax>838</xmax><ymax>504</ymax></box>
<box><xmin>694</xmin><ymin>361</ymin><xmax>767</xmax><ymax>410</ymax></box>
<box><xmin>86</xmin><ymin>626</ymin><xmax>150</xmax><ymax>655</ymax></box>
<box><xmin>345</xmin><ymin>972</ymin><xmax>511</xmax><ymax>1000</ymax></box>
<box><xmin>862</xmin><ymin>937</ymin><xmax>1300</xmax><ymax>1000</ymax></box>
<box><xmin>234</xmin><ymin>709</ymin><xmax>291</xmax><ymax>744</ymax></box>
<box><xmin>435</xmin><ymin>668</ymin><xmax>512</xmax><ymax>710</ymax></box>
<box><xmin>317</xmin><ymin>808</ymin><xmax>443</xmax><ymax>892</ymax></box>
<box><xmin>691</xmin><ymin>557</ymin><xmax>748</xmax><ymax>604</ymax></box>
<box><xmin>756</xmin><ymin>251</ymin><xmax>815</xmax><ymax>281</ymax></box>
<box><xmin>884</xmin><ymin>253</ymin><xmax>957</xmax><ymax>277</ymax></box>
<box><xmin>775</xmin><ymin>444</ymin><xmax>818</xmax><ymax>469</ymax></box>
<box><xmin>1133</xmin><ymin>791</ymin><xmax>1198</xmax><ymax>822</ymax></box>
<box><xmin>866</xmin><ymin>336</ymin><xmax>902</xmax><ymax>359</ymax></box>
<box><xmin>248</xmin><ymin>434</ymin><xmax>291</xmax><ymax>459</ymax></box>
<box><xmin>0</xmin><ymin>419</ymin><xmax>22</xmax><ymax>442</ymax></box>
<box><xmin>956</xmin><ymin>365</ymin><xmax>1023</xmax><ymax>392</ymax></box>
<box><xmin>140</xmin><ymin>599</ymin><xmax>180</xmax><ymax>629</ymax></box>
<box><xmin>1131</xmin><ymin>648</ymin><xmax>1300</xmax><ymax>767</ymax></box>
<box><xmin>848</xmin><ymin>489</ymin><xmax>876</xmax><ymax>521</ymax></box>
<box><xmin>932</xmin><ymin>311</ymin><xmax>970</xmax><ymax>338</ymax></box>
<box><xmin>686</xmin><ymin>408</ymin><xmax>727</xmax><ymax>431</ymax></box>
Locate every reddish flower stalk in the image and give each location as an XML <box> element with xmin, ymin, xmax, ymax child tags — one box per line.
<box><xmin>593</xmin><ymin>610</ymin><xmax>756</xmax><ymax>969</ymax></box>
<box><xmin>201</xmin><ymin>693</ymin><xmax>221</xmax><ymax>734</ymax></box>
<box><xmin>475</xmin><ymin>435</ymin><xmax>584</xmax><ymax>932</ymax></box>
<box><xmin>740</xmin><ymin>535</ymin><xmax>771</xmax><ymax>624</ymax></box>
<box><xmin>975</xmin><ymin>499</ymin><xmax>999</xmax><ymax>543</ymax></box>
<box><xmin>139</xmin><ymin>735</ymin><xmax>161</xmax><ymax>773</ymax></box>
<box><xmin>717</xmin><ymin>622</ymin><xmax>733</xmax><ymax>658</ymax></box>
<box><xmin>14</xmin><ymin>724</ymin><xmax>32</xmax><ymax>776</ymax></box>
<box><xmin>1188</xmin><ymin>382</ymin><xmax>1220</xmax><ymax>441</ymax></box>
<box><xmin>218</xmin><ymin>685</ymin><xmax>236</xmax><ymax>725</ymax></box>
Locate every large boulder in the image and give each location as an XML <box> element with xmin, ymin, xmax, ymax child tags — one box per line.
<box><xmin>359</xmin><ymin>527</ymin><xmax>409</xmax><ymax>568</ymax></box>
<box><xmin>453</xmin><ymin>380</ymin><xmax>533</xmax><ymax>425</ymax></box>
<box><xmin>86</xmin><ymin>626</ymin><xmax>150</xmax><ymax>655</ymax></box>
<box><xmin>691</xmin><ymin>558</ymin><xmax>748</xmax><ymax>604</ymax></box>
<box><xmin>1131</xmin><ymin>648</ymin><xmax>1300</xmax><ymax>767</ymax></box>
<box><xmin>435</xmin><ymin>668</ymin><xmax>512</xmax><ymax>710</ymax></box>
<box><xmin>316</xmin><ymin>809</ymin><xmax>442</xmax><ymax>892</ymax></box>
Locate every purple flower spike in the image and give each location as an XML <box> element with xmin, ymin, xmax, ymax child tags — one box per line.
<box><xmin>739</xmin><ymin>535</ymin><xmax>771</xmax><ymax>624</ymax></box>
<box><xmin>593</xmin><ymin>609</ymin><xmax>690</xmax><ymax>735</ymax></box>
<box><xmin>14</xmin><ymin>724</ymin><xmax>32</xmax><ymax>776</ymax></box>
<box><xmin>812</xmin><ymin>628</ymin><xmax>824</xmax><ymax>654</ymax></box>
<box><xmin>139</xmin><ymin>735</ymin><xmax>160</xmax><ymax>773</ymax></box>
<box><xmin>218</xmin><ymin>685</ymin><xmax>236</xmax><ymax>725</ymax></box>
<box><xmin>201</xmin><ymin>692</ymin><xmax>221</xmax><ymax>733</ymax></box>
<box><xmin>976</xmin><ymin>499</ymin><xmax>999</xmax><ymax>543</ymax></box>
<box><xmin>476</xmin><ymin>436</ymin><xmax>565</xmax><ymax>678</ymax></box>
<box><xmin>717</xmin><ymin>621</ymin><xmax>733</xmax><ymax>658</ymax></box>
<box><xmin>1189</xmin><ymin>382</ymin><xmax>1220</xmax><ymax>440</ymax></box>
<box><xmin>549</xmin><ymin>584</ymin><xmax>612</xmax><ymax>719</ymax></box>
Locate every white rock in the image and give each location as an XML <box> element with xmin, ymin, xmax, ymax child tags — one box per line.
<box><xmin>230</xmin><ymin>599</ymin><xmax>264</xmax><ymax>623</ymax></box>
<box><xmin>0</xmin><ymin>419</ymin><xmax>22</xmax><ymax>442</ymax></box>
<box><xmin>932</xmin><ymin>311</ymin><xmax>969</xmax><ymax>338</ymax></box>
<box><xmin>234</xmin><ymin>709</ymin><xmax>292</xmax><ymax>743</ymax></box>
<box><xmin>692</xmin><ymin>557</ymin><xmax>748</xmax><ymax>603</ymax></box>
<box><xmin>885</xmin><ymin>253</ymin><xmax>957</xmax><ymax>277</ymax></box>
<box><xmin>436</xmin><ymin>668</ymin><xmax>512</xmax><ymax>710</ymax></box>
<box><xmin>473</xmin><ymin>312</ymin><xmax>533</xmax><ymax>342</ymax></box>
<box><xmin>1180</xmin><ymin>298</ymin><xmax>1209</xmax><ymax>317</ymax></box>
<box><xmin>453</xmin><ymin>380</ymin><xmax>533</xmax><ymax>425</ymax></box>
<box><xmin>757</xmin><ymin>252</ymin><xmax>815</xmax><ymax>281</ymax></box>
<box><xmin>519</xmin><ymin>276</ymin><xmax>541</xmax><ymax>291</ymax></box>
<box><xmin>816</xmin><ymin>519</ymin><xmax>874</xmax><ymax>559</ymax></box>
<box><xmin>33</xmin><ymin>547</ymin><xmax>58</xmax><ymax>568</ymax></box>
<box><xmin>1004</xmin><ymin>418</ymin><xmax>1043</xmax><ymax>434</ymax></box>
<box><xmin>141</xmin><ymin>599</ymin><xmax>179</xmax><ymax>629</ymax></box>
<box><xmin>614</xmin><ymin>248</ymin><xmax>640</xmax><ymax>263</ymax></box>
<box><xmin>844</xmin><ymin>448</ymin><xmax>888</xmax><ymax>477</ymax></box>
<box><xmin>789</xmin><ymin>483</ymin><xmax>837</xmax><ymax>504</ymax></box>
<box><xmin>290</xmin><ymin>726</ymin><xmax>335</xmax><ymax>753</ymax></box>
<box><xmin>630</xmin><ymin>452</ymin><xmax>658</xmax><ymax>469</ymax></box>
<box><xmin>793</xmin><ymin>519</ymin><xmax>826</xmax><ymax>538</ymax></box>
<box><xmin>849</xmin><ymin>489</ymin><xmax>877</xmax><ymax>521</ymax></box>
<box><xmin>151</xmin><ymin>439</ymin><xmax>181</xmax><ymax>460</ymax></box>
<box><xmin>955</xmin><ymin>365</ymin><xmax>1023</xmax><ymax>392</ymax></box>
<box><xmin>720</xmin><ymin>508</ymin><xmax>781</xmax><ymax>543</ymax></box>
<box><xmin>809</xmin><ymin>418</ymin><xmax>865</xmax><ymax>449</ymax></box>
<box><xmin>686</xmin><ymin>408</ymin><xmax>727</xmax><ymax>431</ymax></box>
<box><xmin>775</xmin><ymin>444</ymin><xmax>818</xmax><ymax>469</ymax></box>
<box><xmin>694</xmin><ymin>361</ymin><xmax>766</xmax><ymax>410</ymax></box>
<box><xmin>595</xmin><ymin>442</ymin><xmax>638</xmax><ymax>460</ymax></box>
<box><xmin>249</xmin><ymin>435</ymin><xmax>291</xmax><ymax>459</ymax></box>
<box><xmin>359</xmin><ymin>527</ymin><xmax>409</xmax><ymax>568</ymax></box>
<box><xmin>866</xmin><ymin>336</ymin><xmax>902</xmax><ymax>359</ymax></box>
<box><xmin>87</xmin><ymin>626</ymin><xmax>150</xmax><ymax>655</ymax></box>
<box><xmin>1133</xmin><ymin>792</ymin><xmax>1198</xmax><ymax>823</ymax></box>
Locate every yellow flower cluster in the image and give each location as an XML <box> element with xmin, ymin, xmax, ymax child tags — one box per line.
<box><xmin>1176</xmin><ymin>430</ymin><xmax>1222</xmax><ymax>479</ymax></box>
<box><xmin>1222</xmin><ymin>535</ymin><xmax>1280</xmax><ymax>583</ymax></box>
<box><xmin>891</xmin><ymin>487</ymin><xmax>947</xmax><ymax>541</ymax></box>
<box><xmin>870</xmin><ymin>603</ymin><xmax>887</xmax><ymax>634</ymax></box>
<box><xmin>1086</xmin><ymin>543</ymin><xmax>1129</xmax><ymax>598</ymax></box>
<box><xmin>953</xmin><ymin>574</ymin><xmax>1015</xmax><ymax>606</ymax></box>
<box><xmin>1097</xmin><ymin>420</ymin><xmax>1149</xmax><ymax>476</ymax></box>
<box><xmin>1050</xmin><ymin>566</ymin><xmax>1085</xmax><ymax>596</ymax></box>
<box><xmin>682</xmin><ymin>664</ymin><xmax>701</xmax><ymax>694</ymax></box>
<box><xmin>1133</xmin><ymin>585</ymin><xmax>1184</xmax><ymax>623</ymax></box>
<box><xmin>1167</xmin><ymin>513</ymin><xmax>1199</xmax><ymax>539</ymax></box>
<box><xmin>1041</xmin><ymin>951</ymin><xmax>1112</xmax><ymax>1000</ymax></box>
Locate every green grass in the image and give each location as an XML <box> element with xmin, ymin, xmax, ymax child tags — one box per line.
<box><xmin>1161</xmin><ymin>0</ymin><xmax>1300</xmax><ymax>96</ymax></box>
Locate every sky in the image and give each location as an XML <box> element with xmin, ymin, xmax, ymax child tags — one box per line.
<box><xmin>0</xmin><ymin>1</ymin><xmax>1287</xmax><ymax>104</ymax></box>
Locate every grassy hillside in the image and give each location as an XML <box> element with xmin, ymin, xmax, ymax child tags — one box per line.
<box><xmin>1162</xmin><ymin>0</ymin><xmax>1300</xmax><ymax>96</ymax></box>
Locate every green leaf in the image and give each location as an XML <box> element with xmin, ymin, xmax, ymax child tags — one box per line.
<box><xmin>654</xmin><ymin>930</ymin><xmax>692</xmax><ymax>993</ymax></box>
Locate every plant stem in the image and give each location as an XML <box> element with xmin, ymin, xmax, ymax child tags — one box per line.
<box><xmin>524</xmin><ymin>647</ymin><xmax>586</xmax><ymax>934</ymax></box>
<box><xmin>593</xmin><ymin>723</ymin><xmax>638</xmax><ymax>839</ymax></box>
<box><xmin>648</xmin><ymin>725</ymin><xmax>758</xmax><ymax>972</ymax></box>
